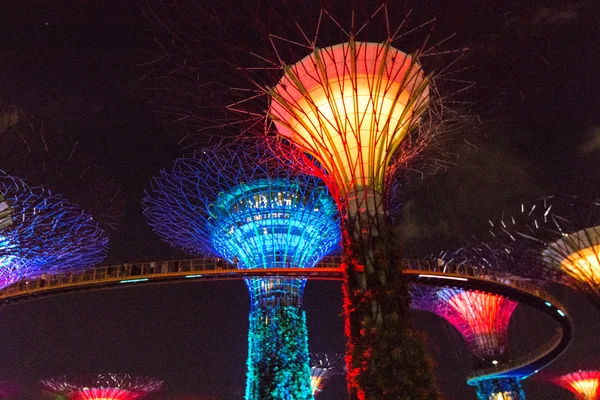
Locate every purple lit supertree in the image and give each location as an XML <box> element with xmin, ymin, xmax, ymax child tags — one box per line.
<box><xmin>412</xmin><ymin>246</ymin><xmax>529</xmax><ymax>400</ymax></box>
<box><xmin>143</xmin><ymin>142</ymin><xmax>340</xmax><ymax>400</ymax></box>
<box><xmin>309</xmin><ymin>353</ymin><xmax>344</xmax><ymax>397</ymax></box>
<box><xmin>490</xmin><ymin>195</ymin><xmax>600</xmax><ymax>312</ymax></box>
<box><xmin>41</xmin><ymin>373</ymin><xmax>163</xmax><ymax>400</ymax></box>
<box><xmin>0</xmin><ymin>171</ymin><xmax>108</xmax><ymax>288</ymax></box>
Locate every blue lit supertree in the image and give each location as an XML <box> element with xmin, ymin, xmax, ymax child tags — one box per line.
<box><xmin>0</xmin><ymin>171</ymin><xmax>108</xmax><ymax>288</ymax></box>
<box><xmin>143</xmin><ymin>142</ymin><xmax>341</xmax><ymax>400</ymax></box>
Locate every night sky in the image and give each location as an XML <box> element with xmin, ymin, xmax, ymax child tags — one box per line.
<box><xmin>1</xmin><ymin>0</ymin><xmax>600</xmax><ymax>399</ymax></box>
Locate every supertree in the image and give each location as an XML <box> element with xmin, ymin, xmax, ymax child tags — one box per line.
<box><xmin>412</xmin><ymin>284</ymin><xmax>524</xmax><ymax>400</ymax></box>
<box><xmin>552</xmin><ymin>371</ymin><xmax>600</xmax><ymax>400</ymax></box>
<box><xmin>0</xmin><ymin>171</ymin><xmax>107</xmax><ymax>288</ymax></box>
<box><xmin>490</xmin><ymin>196</ymin><xmax>600</xmax><ymax>312</ymax></box>
<box><xmin>309</xmin><ymin>353</ymin><xmax>344</xmax><ymax>397</ymax></box>
<box><xmin>256</xmin><ymin>8</ymin><xmax>462</xmax><ymax>398</ymax></box>
<box><xmin>41</xmin><ymin>373</ymin><xmax>163</xmax><ymax>400</ymax></box>
<box><xmin>143</xmin><ymin>142</ymin><xmax>341</xmax><ymax>400</ymax></box>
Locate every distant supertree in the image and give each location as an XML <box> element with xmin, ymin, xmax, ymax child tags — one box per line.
<box><xmin>412</xmin><ymin>284</ymin><xmax>524</xmax><ymax>400</ymax></box>
<box><xmin>0</xmin><ymin>171</ymin><xmax>107</xmax><ymax>288</ymax></box>
<box><xmin>490</xmin><ymin>196</ymin><xmax>600</xmax><ymax>312</ymax></box>
<box><xmin>41</xmin><ymin>373</ymin><xmax>163</xmax><ymax>400</ymax></box>
<box><xmin>309</xmin><ymin>353</ymin><xmax>344</xmax><ymax>397</ymax></box>
<box><xmin>144</xmin><ymin>142</ymin><xmax>341</xmax><ymax>400</ymax></box>
<box><xmin>552</xmin><ymin>371</ymin><xmax>600</xmax><ymax>400</ymax></box>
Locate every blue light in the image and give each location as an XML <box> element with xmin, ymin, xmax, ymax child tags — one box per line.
<box><xmin>557</xmin><ymin>309</ymin><xmax>565</xmax><ymax>317</ymax></box>
<box><xmin>473</xmin><ymin>377</ymin><xmax>525</xmax><ymax>400</ymax></box>
<box><xmin>545</xmin><ymin>301</ymin><xmax>552</xmax><ymax>307</ymax></box>
<box><xmin>143</xmin><ymin>147</ymin><xmax>341</xmax><ymax>400</ymax></box>
<box><xmin>0</xmin><ymin>172</ymin><xmax>107</xmax><ymax>289</ymax></box>
<box><xmin>185</xmin><ymin>274</ymin><xmax>203</xmax><ymax>279</ymax></box>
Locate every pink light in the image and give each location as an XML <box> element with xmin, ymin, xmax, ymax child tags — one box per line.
<box><xmin>437</xmin><ymin>289</ymin><xmax>517</xmax><ymax>357</ymax></box>
<box><xmin>554</xmin><ymin>371</ymin><xmax>600</xmax><ymax>400</ymax></box>
<box><xmin>71</xmin><ymin>387</ymin><xmax>144</xmax><ymax>400</ymax></box>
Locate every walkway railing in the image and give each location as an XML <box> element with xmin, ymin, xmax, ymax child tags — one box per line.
<box><xmin>0</xmin><ymin>256</ymin><xmax>571</xmax><ymax>383</ymax></box>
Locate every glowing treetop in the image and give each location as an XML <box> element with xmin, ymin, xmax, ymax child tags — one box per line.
<box><xmin>417</xmin><ymin>287</ymin><xmax>518</xmax><ymax>363</ymax></box>
<box><xmin>553</xmin><ymin>371</ymin><xmax>600</xmax><ymax>400</ymax></box>
<box><xmin>143</xmin><ymin>143</ymin><xmax>340</xmax><ymax>278</ymax></box>
<box><xmin>41</xmin><ymin>374</ymin><xmax>163</xmax><ymax>400</ymax></box>
<box><xmin>309</xmin><ymin>353</ymin><xmax>344</xmax><ymax>396</ymax></box>
<box><xmin>0</xmin><ymin>171</ymin><xmax>107</xmax><ymax>289</ymax></box>
<box><xmin>269</xmin><ymin>39</ymin><xmax>430</xmax><ymax>201</ymax></box>
<box><xmin>492</xmin><ymin>196</ymin><xmax>600</xmax><ymax>310</ymax></box>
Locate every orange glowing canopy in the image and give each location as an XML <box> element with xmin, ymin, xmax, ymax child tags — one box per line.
<box><xmin>555</xmin><ymin>371</ymin><xmax>600</xmax><ymax>400</ymax></box>
<box><xmin>269</xmin><ymin>40</ymin><xmax>429</xmax><ymax>197</ymax></box>
<box><xmin>545</xmin><ymin>227</ymin><xmax>600</xmax><ymax>286</ymax></box>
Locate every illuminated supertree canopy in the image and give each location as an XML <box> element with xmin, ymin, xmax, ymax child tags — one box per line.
<box><xmin>412</xmin><ymin>284</ymin><xmax>524</xmax><ymax>400</ymax></box>
<box><xmin>256</xmin><ymin>9</ymin><xmax>455</xmax><ymax>399</ymax></box>
<box><xmin>0</xmin><ymin>171</ymin><xmax>108</xmax><ymax>289</ymax></box>
<box><xmin>553</xmin><ymin>371</ymin><xmax>600</xmax><ymax>400</ymax></box>
<box><xmin>490</xmin><ymin>196</ymin><xmax>600</xmax><ymax>311</ymax></box>
<box><xmin>309</xmin><ymin>353</ymin><xmax>344</xmax><ymax>397</ymax></box>
<box><xmin>412</xmin><ymin>286</ymin><xmax>517</xmax><ymax>366</ymax></box>
<box><xmin>143</xmin><ymin>142</ymin><xmax>341</xmax><ymax>400</ymax></box>
<box><xmin>41</xmin><ymin>373</ymin><xmax>163</xmax><ymax>400</ymax></box>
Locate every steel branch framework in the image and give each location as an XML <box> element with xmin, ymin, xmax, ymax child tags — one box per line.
<box><xmin>143</xmin><ymin>142</ymin><xmax>340</xmax><ymax>400</ymax></box>
<box><xmin>490</xmin><ymin>196</ymin><xmax>600</xmax><ymax>312</ymax></box>
<box><xmin>553</xmin><ymin>371</ymin><xmax>600</xmax><ymax>400</ymax></box>
<box><xmin>41</xmin><ymin>374</ymin><xmax>163</xmax><ymax>400</ymax></box>
<box><xmin>0</xmin><ymin>171</ymin><xmax>107</xmax><ymax>289</ymax></box>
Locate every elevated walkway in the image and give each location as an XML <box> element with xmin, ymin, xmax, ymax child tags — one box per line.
<box><xmin>0</xmin><ymin>257</ymin><xmax>572</xmax><ymax>383</ymax></box>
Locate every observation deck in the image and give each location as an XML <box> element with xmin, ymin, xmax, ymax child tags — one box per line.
<box><xmin>0</xmin><ymin>257</ymin><xmax>572</xmax><ymax>384</ymax></box>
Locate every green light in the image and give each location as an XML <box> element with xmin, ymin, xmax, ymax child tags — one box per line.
<box><xmin>119</xmin><ymin>278</ymin><xmax>149</xmax><ymax>284</ymax></box>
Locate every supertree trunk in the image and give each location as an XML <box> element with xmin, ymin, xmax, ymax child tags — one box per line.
<box><xmin>343</xmin><ymin>189</ymin><xmax>437</xmax><ymax>400</ymax></box>
<box><xmin>245</xmin><ymin>292</ymin><xmax>313</xmax><ymax>400</ymax></box>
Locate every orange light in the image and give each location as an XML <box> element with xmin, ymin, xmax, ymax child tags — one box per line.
<box><xmin>310</xmin><ymin>376</ymin><xmax>323</xmax><ymax>395</ymax></box>
<box><xmin>546</xmin><ymin>227</ymin><xmax>600</xmax><ymax>285</ymax></box>
<box><xmin>491</xmin><ymin>393</ymin><xmax>514</xmax><ymax>400</ymax></box>
<box><xmin>555</xmin><ymin>371</ymin><xmax>600</xmax><ymax>400</ymax></box>
<box><xmin>270</xmin><ymin>41</ymin><xmax>429</xmax><ymax>199</ymax></box>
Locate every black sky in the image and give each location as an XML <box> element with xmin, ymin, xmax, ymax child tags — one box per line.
<box><xmin>1</xmin><ymin>0</ymin><xmax>600</xmax><ymax>399</ymax></box>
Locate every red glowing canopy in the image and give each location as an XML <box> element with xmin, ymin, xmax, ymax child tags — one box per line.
<box><xmin>554</xmin><ymin>371</ymin><xmax>600</xmax><ymax>400</ymax></box>
<box><xmin>436</xmin><ymin>289</ymin><xmax>518</xmax><ymax>358</ymax></box>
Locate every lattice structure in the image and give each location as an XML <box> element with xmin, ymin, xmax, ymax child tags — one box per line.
<box><xmin>309</xmin><ymin>353</ymin><xmax>344</xmax><ymax>397</ymax></box>
<box><xmin>491</xmin><ymin>196</ymin><xmax>600</xmax><ymax>311</ymax></box>
<box><xmin>41</xmin><ymin>374</ymin><xmax>163</xmax><ymax>400</ymax></box>
<box><xmin>553</xmin><ymin>371</ymin><xmax>600</xmax><ymax>400</ymax></box>
<box><xmin>413</xmin><ymin>286</ymin><xmax>517</xmax><ymax>366</ymax></box>
<box><xmin>0</xmin><ymin>171</ymin><xmax>107</xmax><ymax>289</ymax></box>
<box><xmin>412</xmin><ymin>282</ymin><xmax>524</xmax><ymax>400</ymax></box>
<box><xmin>143</xmin><ymin>142</ymin><xmax>340</xmax><ymax>400</ymax></box>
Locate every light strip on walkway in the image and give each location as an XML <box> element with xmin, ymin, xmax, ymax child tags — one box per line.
<box><xmin>185</xmin><ymin>274</ymin><xmax>203</xmax><ymax>279</ymax></box>
<box><xmin>120</xmin><ymin>278</ymin><xmax>149</xmax><ymax>284</ymax></box>
<box><xmin>418</xmin><ymin>274</ymin><xmax>468</xmax><ymax>282</ymax></box>
<box><xmin>557</xmin><ymin>309</ymin><xmax>565</xmax><ymax>317</ymax></box>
